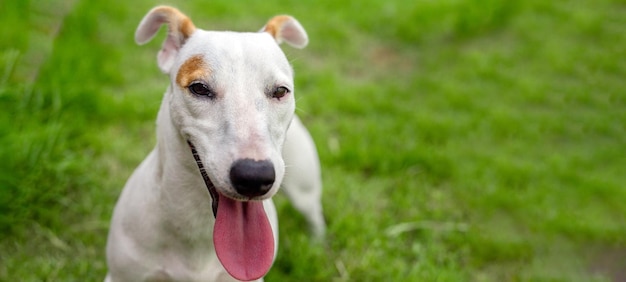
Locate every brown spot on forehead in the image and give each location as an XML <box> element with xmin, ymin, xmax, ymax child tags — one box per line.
<box><xmin>176</xmin><ymin>55</ymin><xmax>211</xmax><ymax>88</ymax></box>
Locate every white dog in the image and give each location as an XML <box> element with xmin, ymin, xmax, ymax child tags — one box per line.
<box><xmin>105</xmin><ymin>6</ymin><xmax>325</xmax><ymax>281</ymax></box>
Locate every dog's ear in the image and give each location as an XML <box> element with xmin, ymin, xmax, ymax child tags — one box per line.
<box><xmin>261</xmin><ymin>16</ymin><xmax>308</xmax><ymax>49</ymax></box>
<box><xmin>135</xmin><ymin>6</ymin><xmax>196</xmax><ymax>73</ymax></box>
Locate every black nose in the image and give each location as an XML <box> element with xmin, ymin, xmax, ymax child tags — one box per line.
<box><xmin>229</xmin><ymin>159</ymin><xmax>275</xmax><ymax>198</ymax></box>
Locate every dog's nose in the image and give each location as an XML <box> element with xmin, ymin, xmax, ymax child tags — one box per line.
<box><xmin>229</xmin><ymin>159</ymin><xmax>275</xmax><ymax>198</ymax></box>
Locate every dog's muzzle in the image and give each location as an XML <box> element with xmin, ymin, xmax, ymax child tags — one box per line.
<box><xmin>187</xmin><ymin>141</ymin><xmax>277</xmax><ymax>219</ymax></box>
<box><xmin>187</xmin><ymin>141</ymin><xmax>219</xmax><ymax>217</ymax></box>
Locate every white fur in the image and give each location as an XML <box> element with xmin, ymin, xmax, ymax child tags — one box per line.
<box><xmin>106</xmin><ymin>6</ymin><xmax>325</xmax><ymax>282</ymax></box>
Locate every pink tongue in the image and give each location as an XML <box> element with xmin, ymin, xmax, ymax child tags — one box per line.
<box><xmin>213</xmin><ymin>194</ymin><xmax>275</xmax><ymax>281</ymax></box>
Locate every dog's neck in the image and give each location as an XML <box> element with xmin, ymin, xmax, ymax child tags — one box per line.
<box><xmin>155</xmin><ymin>88</ymin><xmax>196</xmax><ymax>182</ymax></box>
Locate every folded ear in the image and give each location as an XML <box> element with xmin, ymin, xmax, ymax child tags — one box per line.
<box><xmin>261</xmin><ymin>15</ymin><xmax>308</xmax><ymax>49</ymax></box>
<box><xmin>135</xmin><ymin>6</ymin><xmax>196</xmax><ymax>73</ymax></box>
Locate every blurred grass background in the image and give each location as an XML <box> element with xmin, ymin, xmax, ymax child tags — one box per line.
<box><xmin>1</xmin><ymin>0</ymin><xmax>625</xmax><ymax>281</ymax></box>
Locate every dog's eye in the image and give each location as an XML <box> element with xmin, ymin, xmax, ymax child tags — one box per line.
<box><xmin>272</xmin><ymin>86</ymin><xmax>290</xmax><ymax>99</ymax></box>
<box><xmin>188</xmin><ymin>82</ymin><xmax>215</xmax><ymax>98</ymax></box>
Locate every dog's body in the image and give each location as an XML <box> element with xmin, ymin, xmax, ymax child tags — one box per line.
<box><xmin>106</xmin><ymin>6</ymin><xmax>324</xmax><ymax>281</ymax></box>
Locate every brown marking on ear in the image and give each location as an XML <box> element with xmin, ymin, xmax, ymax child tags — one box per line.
<box><xmin>176</xmin><ymin>55</ymin><xmax>211</xmax><ymax>88</ymax></box>
<box><xmin>152</xmin><ymin>6</ymin><xmax>197</xmax><ymax>43</ymax></box>
<box><xmin>263</xmin><ymin>15</ymin><xmax>292</xmax><ymax>39</ymax></box>
<box><xmin>178</xmin><ymin>14</ymin><xmax>196</xmax><ymax>40</ymax></box>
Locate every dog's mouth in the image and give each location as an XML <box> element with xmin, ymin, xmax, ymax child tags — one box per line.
<box><xmin>187</xmin><ymin>141</ymin><xmax>220</xmax><ymax>218</ymax></box>
<box><xmin>188</xmin><ymin>141</ymin><xmax>220</xmax><ymax>217</ymax></box>
<box><xmin>187</xmin><ymin>141</ymin><xmax>275</xmax><ymax>281</ymax></box>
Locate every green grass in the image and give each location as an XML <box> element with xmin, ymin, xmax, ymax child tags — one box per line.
<box><xmin>1</xmin><ymin>0</ymin><xmax>625</xmax><ymax>281</ymax></box>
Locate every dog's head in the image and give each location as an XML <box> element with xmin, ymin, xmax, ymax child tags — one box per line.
<box><xmin>135</xmin><ymin>6</ymin><xmax>308</xmax><ymax>280</ymax></box>
<box><xmin>136</xmin><ymin>6</ymin><xmax>307</xmax><ymax>201</ymax></box>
